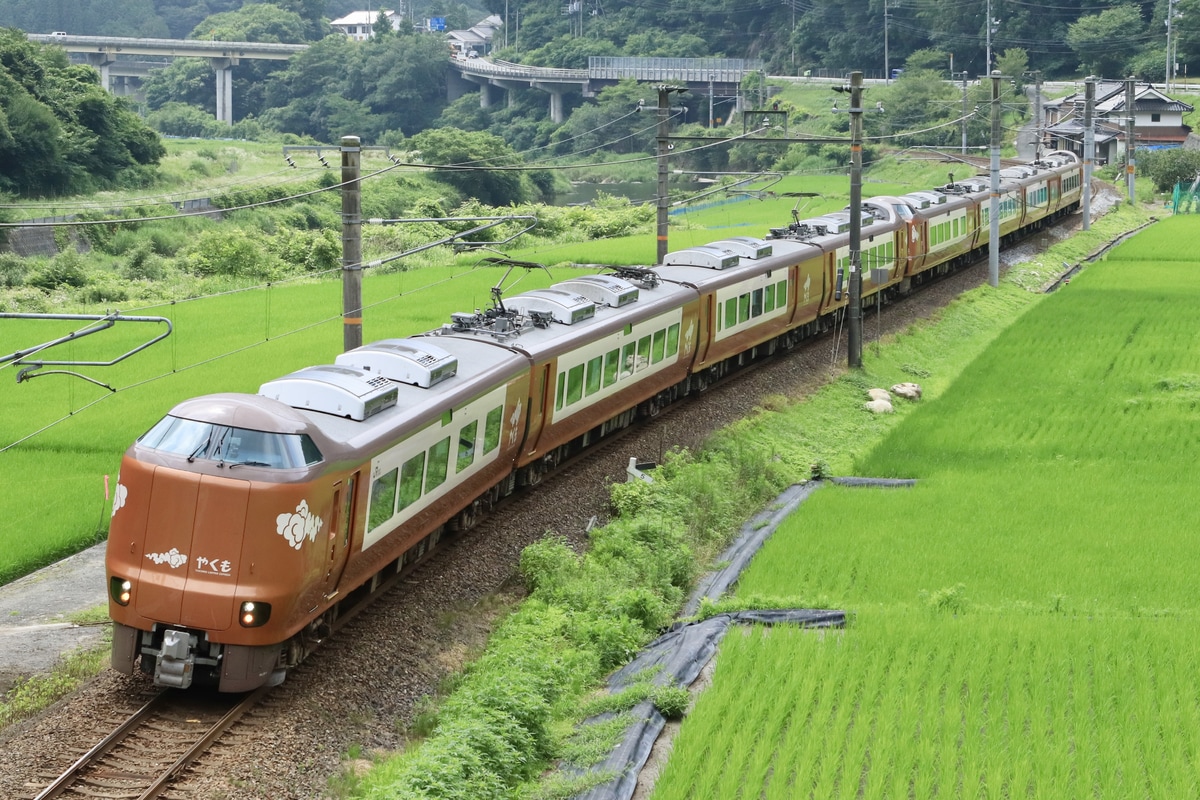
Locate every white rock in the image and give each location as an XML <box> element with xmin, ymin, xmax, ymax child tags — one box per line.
<box><xmin>864</xmin><ymin>399</ymin><xmax>894</xmax><ymax>414</ymax></box>
<box><xmin>867</xmin><ymin>387</ymin><xmax>891</xmax><ymax>401</ymax></box>
<box><xmin>891</xmin><ymin>382</ymin><xmax>922</xmax><ymax>400</ymax></box>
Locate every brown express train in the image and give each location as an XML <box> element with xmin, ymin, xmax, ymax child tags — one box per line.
<box><xmin>106</xmin><ymin>151</ymin><xmax>1082</xmax><ymax>691</ymax></box>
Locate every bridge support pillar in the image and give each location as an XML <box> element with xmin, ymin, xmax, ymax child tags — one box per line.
<box><xmin>211</xmin><ymin>57</ymin><xmax>238</xmax><ymax>125</ymax></box>
<box><xmin>84</xmin><ymin>52</ymin><xmax>115</xmax><ymax>92</ymax></box>
<box><xmin>548</xmin><ymin>90</ymin><xmax>565</xmax><ymax>124</ymax></box>
<box><xmin>479</xmin><ymin>82</ymin><xmax>499</xmax><ymax>109</ymax></box>
<box><xmin>446</xmin><ymin>70</ymin><xmax>472</xmax><ymax>102</ymax></box>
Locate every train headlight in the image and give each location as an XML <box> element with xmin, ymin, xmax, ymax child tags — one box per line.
<box><xmin>239</xmin><ymin>601</ymin><xmax>271</xmax><ymax>628</ymax></box>
<box><xmin>109</xmin><ymin>577</ymin><xmax>132</xmax><ymax>606</ymax></box>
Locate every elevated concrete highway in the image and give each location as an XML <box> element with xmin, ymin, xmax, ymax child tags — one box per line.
<box><xmin>27</xmin><ymin>33</ymin><xmax>307</xmax><ymax>123</ymax></box>
<box><xmin>449</xmin><ymin>56</ymin><xmax>759</xmax><ymax>123</ymax></box>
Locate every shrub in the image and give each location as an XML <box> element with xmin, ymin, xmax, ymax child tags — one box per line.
<box><xmin>27</xmin><ymin>251</ymin><xmax>88</xmax><ymax>290</ymax></box>
<box><xmin>0</xmin><ymin>253</ymin><xmax>28</xmax><ymax>287</ymax></box>
<box><xmin>651</xmin><ymin>685</ymin><xmax>691</xmax><ymax>720</ymax></box>
<box><xmin>180</xmin><ymin>229</ymin><xmax>280</xmax><ymax>279</ymax></box>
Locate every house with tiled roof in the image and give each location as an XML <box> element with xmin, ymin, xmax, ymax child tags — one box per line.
<box><xmin>1041</xmin><ymin>81</ymin><xmax>1193</xmax><ymax>165</ymax></box>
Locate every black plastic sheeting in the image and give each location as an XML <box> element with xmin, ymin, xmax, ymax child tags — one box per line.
<box><xmin>567</xmin><ymin>478</ymin><xmax>915</xmax><ymax>800</ymax></box>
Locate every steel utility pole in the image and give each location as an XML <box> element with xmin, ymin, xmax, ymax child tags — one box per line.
<box><xmin>341</xmin><ymin>135</ymin><xmax>363</xmax><ymax>351</ymax></box>
<box><xmin>960</xmin><ymin>72</ymin><xmax>969</xmax><ymax>155</ymax></box>
<box><xmin>884</xmin><ymin>0</ymin><xmax>890</xmax><ymax>83</ymax></box>
<box><xmin>847</xmin><ymin>70</ymin><xmax>864</xmax><ymax>368</ymax></box>
<box><xmin>656</xmin><ymin>85</ymin><xmax>684</xmax><ymax>264</ymax></box>
<box><xmin>1126</xmin><ymin>76</ymin><xmax>1136</xmax><ymax>204</ymax></box>
<box><xmin>988</xmin><ymin>71</ymin><xmax>1001</xmax><ymax>287</ymax></box>
<box><xmin>1083</xmin><ymin>77</ymin><xmax>1094</xmax><ymax>231</ymax></box>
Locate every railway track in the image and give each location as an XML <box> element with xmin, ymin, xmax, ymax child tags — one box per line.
<box><xmin>34</xmin><ymin>686</ymin><xmax>268</xmax><ymax>799</ymax></box>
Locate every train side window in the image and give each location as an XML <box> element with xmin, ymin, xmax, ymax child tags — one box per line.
<box><xmin>483</xmin><ymin>406</ymin><xmax>502</xmax><ymax>453</ymax></box>
<box><xmin>620</xmin><ymin>342</ymin><xmax>636</xmax><ymax>378</ymax></box>
<box><xmin>566</xmin><ymin>364</ymin><xmax>585</xmax><ymax>404</ymax></box>
<box><xmin>425</xmin><ymin>437</ymin><xmax>450</xmax><ymax>492</ymax></box>
<box><xmin>666</xmin><ymin>323</ymin><xmax>680</xmax><ymax>357</ymax></box>
<box><xmin>555</xmin><ymin>371</ymin><xmax>566</xmax><ymax>411</ymax></box>
<box><xmin>751</xmin><ymin>288</ymin><xmax>763</xmax><ymax>318</ymax></box>
<box><xmin>300</xmin><ymin>435</ymin><xmax>323</xmax><ymax>466</ymax></box>
<box><xmin>456</xmin><ymin>420</ymin><xmax>477</xmax><ymax>473</ymax></box>
<box><xmin>603</xmin><ymin>349</ymin><xmax>619</xmax><ymax>387</ymax></box>
<box><xmin>636</xmin><ymin>336</ymin><xmax>651</xmax><ymax>371</ymax></box>
<box><xmin>368</xmin><ymin>468</ymin><xmax>398</xmax><ymax>531</ymax></box>
<box><xmin>651</xmin><ymin>329</ymin><xmax>666</xmax><ymax>364</ymax></box>
<box><xmin>738</xmin><ymin>294</ymin><xmax>750</xmax><ymax>324</ymax></box>
<box><xmin>397</xmin><ymin>453</ymin><xmax>425</xmax><ymax>511</ymax></box>
<box><xmin>724</xmin><ymin>297</ymin><xmax>737</xmax><ymax>329</ymax></box>
<box><xmin>585</xmin><ymin>356</ymin><xmax>602</xmax><ymax>395</ymax></box>
<box><xmin>764</xmin><ymin>284</ymin><xmax>776</xmax><ymax>313</ymax></box>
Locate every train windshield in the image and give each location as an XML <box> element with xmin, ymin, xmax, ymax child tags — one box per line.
<box><xmin>138</xmin><ymin>415</ymin><xmax>323</xmax><ymax>468</ymax></box>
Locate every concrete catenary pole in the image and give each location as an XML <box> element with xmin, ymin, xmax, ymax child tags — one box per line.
<box><xmin>341</xmin><ymin>135</ymin><xmax>363</xmax><ymax>352</ymax></box>
<box><xmin>1083</xmin><ymin>77</ymin><xmax>1095</xmax><ymax>232</ymax></box>
<box><xmin>848</xmin><ymin>70</ymin><xmax>864</xmax><ymax>369</ymax></box>
<box><xmin>1126</xmin><ymin>76</ymin><xmax>1136</xmax><ymax>204</ymax></box>
<box><xmin>988</xmin><ymin>71</ymin><xmax>1001</xmax><ymax>287</ymax></box>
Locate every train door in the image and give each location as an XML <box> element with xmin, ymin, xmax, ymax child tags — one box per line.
<box><xmin>324</xmin><ymin>473</ymin><xmax>357</xmax><ymax>599</ymax></box>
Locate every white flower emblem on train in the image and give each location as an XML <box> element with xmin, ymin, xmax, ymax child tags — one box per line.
<box><xmin>146</xmin><ymin>547</ymin><xmax>187</xmax><ymax>569</ymax></box>
<box><xmin>111</xmin><ymin>482</ymin><xmax>128</xmax><ymax>518</ymax></box>
<box><xmin>683</xmin><ymin>321</ymin><xmax>696</xmax><ymax>354</ymax></box>
<box><xmin>276</xmin><ymin>498</ymin><xmax>324</xmax><ymax>550</ymax></box>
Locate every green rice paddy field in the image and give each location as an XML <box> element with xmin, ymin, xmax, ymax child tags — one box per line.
<box><xmin>651</xmin><ymin>215</ymin><xmax>1200</xmax><ymax>798</ymax></box>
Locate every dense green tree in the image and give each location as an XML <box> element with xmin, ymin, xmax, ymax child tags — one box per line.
<box><xmin>549</xmin><ymin>80</ymin><xmax>652</xmax><ymax>156</ymax></box>
<box><xmin>144</xmin><ymin>58</ymin><xmax>215</xmax><ymax>113</ymax></box>
<box><xmin>1067</xmin><ymin>5</ymin><xmax>1147</xmax><ymax>77</ymax></box>
<box><xmin>0</xmin><ymin>28</ymin><xmax>163</xmax><ymax>196</ymax></box>
<box><xmin>410</xmin><ymin>127</ymin><xmax>535</xmax><ymax>205</ymax></box>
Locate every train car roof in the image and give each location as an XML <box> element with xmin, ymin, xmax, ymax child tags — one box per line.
<box><xmin>276</xmin><ymin>336</ymin><xmax>530</xmax><ymax>455</ymax></box>
<box><xmin>430</xmin><ymin>272</ymin><xmax>697</xmax><ymax>362</ymax></box>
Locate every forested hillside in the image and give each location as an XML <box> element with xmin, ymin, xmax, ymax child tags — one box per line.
<box><xmin>2</xmin><ymin>0</ymin><xmax>1198</xmax><ymax>199</ymax></box>
<box><xmin>3</xmin><ymin>0</ymin><xmax>1196</xmax><ymax>81</ymax></box>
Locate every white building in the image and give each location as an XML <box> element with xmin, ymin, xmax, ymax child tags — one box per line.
<box><xmin>330</xmin><ymin>9</ymin><xmax>403</xmax><ymax>41</ymax></box>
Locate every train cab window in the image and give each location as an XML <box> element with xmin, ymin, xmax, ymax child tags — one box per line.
<box><xmin>483</xmin><ymin>406</ymin><xmax>502</xmax><ymax>454</ymax></box>
<box><xmin>620</xmin><ymin>342</ymin><xmax>636</xmax><ymax>378</ymax></box>
<box><xmin>566</xmin><ymin>364</ymin><xmax>585</xmax><ymax>404</ymax></box>
<box><xmin>369</xmin><ymin>468</ymin><xmax>398</xmax><ymax>531</ymax></box>
<box><xmin>585</xmin><ymin>356</ymin><xmax>602</xmax><ymax>395</ymax></box>
<box><xmin>456</xmin><ymin>421</ymin><xmax>477</xmax><ymax>473</ymax></box>
<box><xmin>397</xmin><ymin>453</ymin><xmax>424</xmax><ymax>511</ymax></box>
<box><xmin>426</xmin><ymin>438</ymin><xmax>450</xmax><ymax>492</ymax></box>
<box><xmin>724</xmin><ymin>298</ymin><xmax>737</xmax><ymax>330</ymax></box>
<box><xmin>666</xmin><ymin>323</ymin><xmax>680</xmax><ymax>357</ymax></box>
<box><xmin>603</xmin><ymin>349</ymin><xmax>620</xmax><ymax>387</ymax></box>
<box><xmin>651</xmin><ymin>330</ymin><xmax>666</xmax><ymax>364</ymax></box>
<box><xmin>138</xmin><ymin>415</ymin><xmax>322</xmax><ymax>468</ymax></box>
<box><xmin>751</xmin><ymin>288</ymin><xmax>764</xmax><ymax>318</ymax></box>
<box><xmin>636</xmin><ymin>336</ymin><xmax>651</xmax><ymax>371</ymax></box>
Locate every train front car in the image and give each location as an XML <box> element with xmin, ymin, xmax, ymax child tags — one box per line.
<box><xmin>107</xmin><ymin>394</ymin><xmax>342</xmax><ymax>692</ymax></box>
